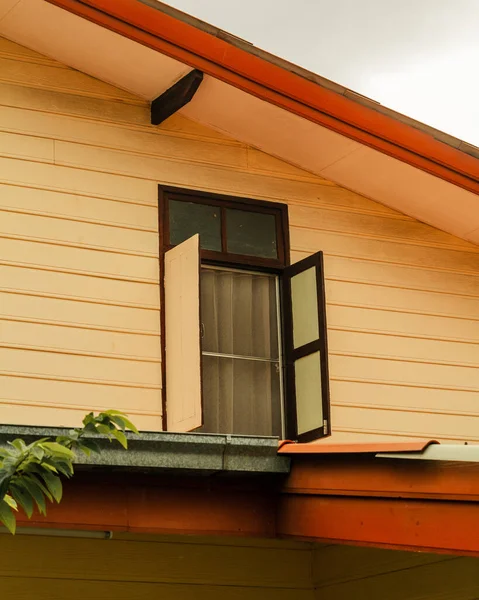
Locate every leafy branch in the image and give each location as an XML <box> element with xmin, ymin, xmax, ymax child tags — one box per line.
<box><xmin>0</xmin><ymin>410</ymin><xmax>138</xmax><ymax>534</ymax></box>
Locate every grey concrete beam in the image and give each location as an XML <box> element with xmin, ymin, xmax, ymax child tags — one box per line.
<box><xmin>0</xmin><ymin>426</ymin><xmax>290</xmax><ymax>475</ymax></box>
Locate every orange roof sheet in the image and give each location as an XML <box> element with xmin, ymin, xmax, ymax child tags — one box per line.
<box><xmin>277</xmin><ymin>440</ymin><xmax>438</xmax><ymax>455</ymax></box>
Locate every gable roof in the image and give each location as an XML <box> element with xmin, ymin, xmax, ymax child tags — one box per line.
<box><xmin>1</xmin><ymin>0</ymin><xmax>478</xmax><ymax>243</ymax></box>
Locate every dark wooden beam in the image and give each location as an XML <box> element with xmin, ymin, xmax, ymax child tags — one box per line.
<box><xmin>151</xmin><ymin>69</ymin><xmax>203</xmax><ymax>125</ymax></box>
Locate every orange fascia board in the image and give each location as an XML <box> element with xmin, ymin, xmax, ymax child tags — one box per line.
<box><xmin>278</xmin><ymin>494</ymin><xmax>479</xmax><ymax>556</ymax></box>
<box><xmin>278</xmin><ymin>440</ymin><xmax>438</xmax><ymax>455</ymax></box>
<box><xmin>279</xmin><ymin>453</ymin><xmax>479</xmax><ymax>555</ymax></box>
<box><xmin>283</xmin><ymin>454</ymin><xmax>479</xmax><ymax>502</ymax></box>
<box><xmin>46</xmin><ymin>0</ymin><xmax>479</xmax><ymax>195</ymax></box>
<box><xmin>17</xmin><ymin>473</ymin><xmax>277</xmax><ymax>537</ymax></box>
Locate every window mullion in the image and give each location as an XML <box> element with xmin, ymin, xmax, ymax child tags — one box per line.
<box><xmin>220</xmin><ymin>207</ymin><xmax>227</xmax><ymax>253</ymax></box>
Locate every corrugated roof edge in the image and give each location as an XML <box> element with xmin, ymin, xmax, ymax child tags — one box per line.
<box><xmin>142</xmin><ymin>0</ymin><xmax>479</xmax><ymax>161</ymax></box>
<box><xmin>277</xmin><ymin>440</ymin><xmax>439</xmax><ymax>454</ymax></box>
<box><xmin>0</xmin><ymin>425</ymin><xmax>290</xmax><ymax>474</ymax></box>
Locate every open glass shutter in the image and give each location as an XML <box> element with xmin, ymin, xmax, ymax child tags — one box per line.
<box><xmin>164</xmin><ymin>234</ymin><xmax>203</xmax><ymax>431</ymax></box>
<box><xmin>284</xmin><ymin>252</ymin><xmax>330</xmax><ymax>442</ymax></box>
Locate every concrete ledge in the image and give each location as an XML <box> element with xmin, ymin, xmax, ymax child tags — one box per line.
<box><xmin>0</xmin><ymin>426</ymin><xmax>290</xmax><ymax>475</ymax></box>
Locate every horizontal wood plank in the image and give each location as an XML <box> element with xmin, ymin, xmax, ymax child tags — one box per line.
<box><xmin>0</xmin><ymin>318</ymin><xmax>161</xmax><ymax>359</ymax></box>
<box><xmin>326</xmin><ymin>279</ymin><xmax>479</xmax><ymax>321</ymax></box>
<box><xmin>0</xmin><ymin>577</ymin><xmax>314</xmax><ymax>600</ymax></box>
<box><xmin>327</xmin><ymin>305</ymin><xmax>479</xmax><ymax>343</ymax></box>
<box><xmin>1</xmin><ymin>292</ymin><xmax>160</xmax><ymax>333</ymax></box>
<box><xmin>0</xmin><ymin>264</ymin><xmax>159</xmax><ymax>307</ymax></box>
<box><xmin>0</xmin><ymin>129</ymin><xmax>53</xmax><ymax>162</ymax></box>
<box><xmin>0</xmin><ymin>105</ymin><xmax>248</xmax><ymax>167</ymax></box>
<box><xmin>0</xmin><ymin>402</ymin><xmax>162</xmax><ymax>431</ymax></box>
<box><xmin>0</xmin><ymin>373</ymin><xmax>161</xmax><ymax>414</ymax></box>
<box><xmin>331</xmin><ymin>404</ymin><xmax>479</xmax><ymax>440</ymax></box>
<box><xmin>0</xmin><ymin>535</ymin><xmax>311</xmax><ymax>589</ymax></box>
<box><xmin>290</xmin><ymin>204</ymin><xmax>477</xmax><ymax>251</ymax></box>
<box><xmin>315</xmin><ymin>556</ymin><xmax>479</xmax><ymax>600</ymax></box>
<box><xmin>313</xmin><ymin>544</ymin><xmax>448</xmax><ymax>587</ymax></box>
<box><xmin>0</xmin><ymin>183</ymin><xmax>158</xmax><ymax>230</ymax></box>
<box><xmin>0</xmin><ymin>56</ymin><xmax>142</xmax><ymax>103</ymax></box>
<box><xmin>0</xmin><ymin>208</ymin><xmax>159</xmax><ymax>255</ymax></box>
<box><xmin>0</xmin><ymin>237</ymin><xmax>159</xmax><ymax>281</ymax></box>
<box><xmin>329</xmin><ymin>329</ymin><xmax>479</xmax><ymax>368</ymax></box>
<box><xmin>0</xmin><ymin>347</ymin><xmax>161</xmax><ymax>386</ymax></box>
<box><xmin>330</xmin><ymin>353</ymin><xmax>479</xmax><ymax>391</ymax></box>
<box><xmin>0</xmin><ymin>156</ymin><xmax>157</xmax><ymax>204</ymax></box>
<box><xmin>291</xmin><ymin>228</ymin><xmax>479</xmax><ymax>274</ymax></box>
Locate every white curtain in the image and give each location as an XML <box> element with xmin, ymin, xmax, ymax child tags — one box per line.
<box><xmin>200</xmin><ymin>268</ymin><xmax>281</xmax><ymax>436</ymax></box>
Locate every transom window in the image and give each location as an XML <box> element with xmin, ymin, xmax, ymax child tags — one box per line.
<box><xmin>160</xmin><ymin>186</ymin><xmax>330</xmax><ymax>442</ymax></box>
<box><xmin>163</xmin><ymin>189</ymin><xmax>288</xmax><ymax>268</ymax></box>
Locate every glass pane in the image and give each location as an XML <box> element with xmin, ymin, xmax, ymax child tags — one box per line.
<box><xmin>169</xmin><ymin>199</ymin><xmax>221</xmax><ymax>251</ymax></box>
<box><xmin>226</xmin><ymin>208</ymin><xmax>277</xmax><ymax>258</ymax></box>
<box><xmin>201</xmin><ymin>355</ymin><xmax>282</xmax><ymax>436</ymax></box>
<box><xmin>294</xmin><ymin>352</ymin><xmax>323</xmax><ymax>436</ymax></box>
<box><xmin>291</xmin><ymin>266</ymin><xmax>319</xmax><ymax>349</ymax></box>
<box><xmin>201</xmin><ymin>268</ymin><xmax>279</xmax><ymax>359</ymax></box>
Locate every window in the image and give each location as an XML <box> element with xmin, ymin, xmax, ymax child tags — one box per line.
<box><xmin>160</xmin><ymin>186</ymin><xmax>330</xmax><ymax>442</ymax></box>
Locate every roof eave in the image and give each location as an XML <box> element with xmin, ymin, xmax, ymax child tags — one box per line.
<box><xmin>46</xmin><ymin>0</ymin><xmax>479</xmax><ymax>195</ymax></box>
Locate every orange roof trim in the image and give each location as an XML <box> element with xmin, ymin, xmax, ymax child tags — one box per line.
<box><xmin>47</xmin><ymin>0</ymin><xmax>479</xmax><ymax>195</ymax></box>
<box><xmin>278</xmin><ymin>440</ymin><xmax>438</xmax><ymax>455</ymax></box>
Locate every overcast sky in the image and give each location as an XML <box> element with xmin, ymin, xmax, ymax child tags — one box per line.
<box><xmin>166</xmin><ymin>0</ymin><xmax>479</xmax><ymax>146</ymax></box>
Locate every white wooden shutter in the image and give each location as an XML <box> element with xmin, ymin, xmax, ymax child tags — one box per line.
<box><xmin>164</xmin><ymin>234</ymin><xmax>203</xmax><ymax>431</ymax></box>
<box><xmin>283</xmin><ymin>252</ymin><xmax>330</xmax><ymax>442</ymax></box>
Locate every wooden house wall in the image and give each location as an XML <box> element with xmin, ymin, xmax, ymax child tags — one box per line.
<box><xmin>0</xmin><ymin>37</ymin><xmax>478</xmax><ymax>441</ymax></box>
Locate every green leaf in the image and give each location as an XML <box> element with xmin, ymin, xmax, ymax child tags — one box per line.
<box><xmin>83</xmin><ymin>422</ymin><xmax>98</xmax><ymax>434</ymax></box>
<box><xmin>8</xmin><ymin>439</ymin><xmax>27</xmax><ymax>453</ymax></box>
<box><xmin>82</xmin><ymin>412</ymin><xmax>95</xmax><ymax>427</ymax></box>
<box><xmin>27</xmin><ymin>473</ymin><xmax>53</xmax><ymax>503</ymax></box>
<box><xmin>51</xmin><ymin>460</ymin><xmax>74</xmax><ymax>478</ymax></box>
<box><xmin>31</xmin><ymin>446</ymin><xmax>45</xmax><ymax>462</ymax></box>
<box><xmin>21</xmin><ymin>477</ymin><xmax>47</xmax><ymax>515</ymax></box>
<box><xmin>40</xmin><ymin>442</ymin><xmax>75</xmax><ymax>460</ymax></box>
<box><xmin>76</xmin><ymin>439</ymin><xmax>100</xmax><ymax>455</ymax></box>
<box><xmin>10</xmin><ymin>484</ymin><xmax>34</xmax><ymax>518</ymax></box>
<box><xmin>40</xmin><ymin>471</ymin><xmax>62</xmax><ymax>503</ymax></box>
<box><xmin>95</xmin><ymin>424</ymin><xmax>113</xmax><ymax>437</ymax></box>
<box><xmin>3</xmin><ymin>494</ymin><xmax>17</xmax><ymax>510</ymax></box>
<box><xmin>110</xmin><ymin>428</ymin><xmax>128</xmax><ymax>449</ymax></box>
<box><xmin>55</xmin><ymin>435</ymin><xmax>73</xmax><ymax>446</ymax></box>
<box><xmin>0</xmin><ymin>472</ymin><xmax>13</xmax><ymax>502</ymax></box>
<box><xmin>109</xmin><ymin>415</ymin><xmax>139</xmax><ymax>435</ymax></box>
<box><xmin>0</xmin><ymin>499</ymin><xmax>16</xmax><ymax>534</ymax></box>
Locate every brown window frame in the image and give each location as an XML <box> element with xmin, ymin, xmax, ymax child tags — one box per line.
<box><xmin>159</xmin><ymin>186</ymin><xmax>290</xmax><ymax>271</ymax></box>
<box><xmin>159</xmin><ymin>185</ymin><xmax>330</xmax><ymax>441</ymax></box>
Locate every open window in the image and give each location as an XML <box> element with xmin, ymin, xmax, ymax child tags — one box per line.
<box><xmin>160</xmin><ymin>186</ymin><xmax>330</xmax><ymax>441</ymax></box>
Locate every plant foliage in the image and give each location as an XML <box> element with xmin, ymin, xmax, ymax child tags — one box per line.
<box><xmin>0</xmin><ymin>410</ymin><xmax>138</xmax><ymax>534</ymax></box>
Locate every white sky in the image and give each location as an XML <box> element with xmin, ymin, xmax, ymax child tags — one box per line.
<box><xmin>165</xmin><ymin>0</ymin><xmax>479</xmax><ymax>147</ymax></box>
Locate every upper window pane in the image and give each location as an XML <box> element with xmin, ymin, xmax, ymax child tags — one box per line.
<box><xmin>169</xmin><ymin>199</ymin><xmax>221</xmax><ymax>251</ymax></box>
<box><xmin>226</xmin><ymin>209</ymin><xmax>277</xmax><ymax>259</ymax></box>
<box><xmin>290</xmin><ymin>266</ymin><xmax>319</xmax><ymax>349</ymax></box>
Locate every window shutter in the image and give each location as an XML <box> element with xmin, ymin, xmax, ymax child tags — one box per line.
<box><xmin>283</xmin><ymin>252</ymin><xmax>330</xmax><ymax>442</ymax></box>
<box><xmin>164</xmin><ymin>234</ymin><xmax>203</xmax><ymax>431</ymax></box>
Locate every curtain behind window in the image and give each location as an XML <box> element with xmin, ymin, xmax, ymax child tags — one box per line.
<box><xmin>200</xmin><ymin>268</ymin><xmax>282</xmax><ymax>436</ymax></box>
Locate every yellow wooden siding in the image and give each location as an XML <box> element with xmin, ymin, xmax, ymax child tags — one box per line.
<box><xmin>0</xmin><ymin>37</ymin><xmax>478</xmax><ymax>439</ymax></box>
<box><xmin>313</xmin><ymin>544</ymin><xmax>479</xmax><ymax>600</ymax></box>
<box><xmin>0</xmin><ymin>533</ymin><xmax>314</xmax><ymax>599</ymax></box>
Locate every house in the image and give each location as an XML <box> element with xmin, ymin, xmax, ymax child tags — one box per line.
<box><xmin>0</xmin><ymin>0</ymin><xmax>478</xmax><ymax>597</ymax></box>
